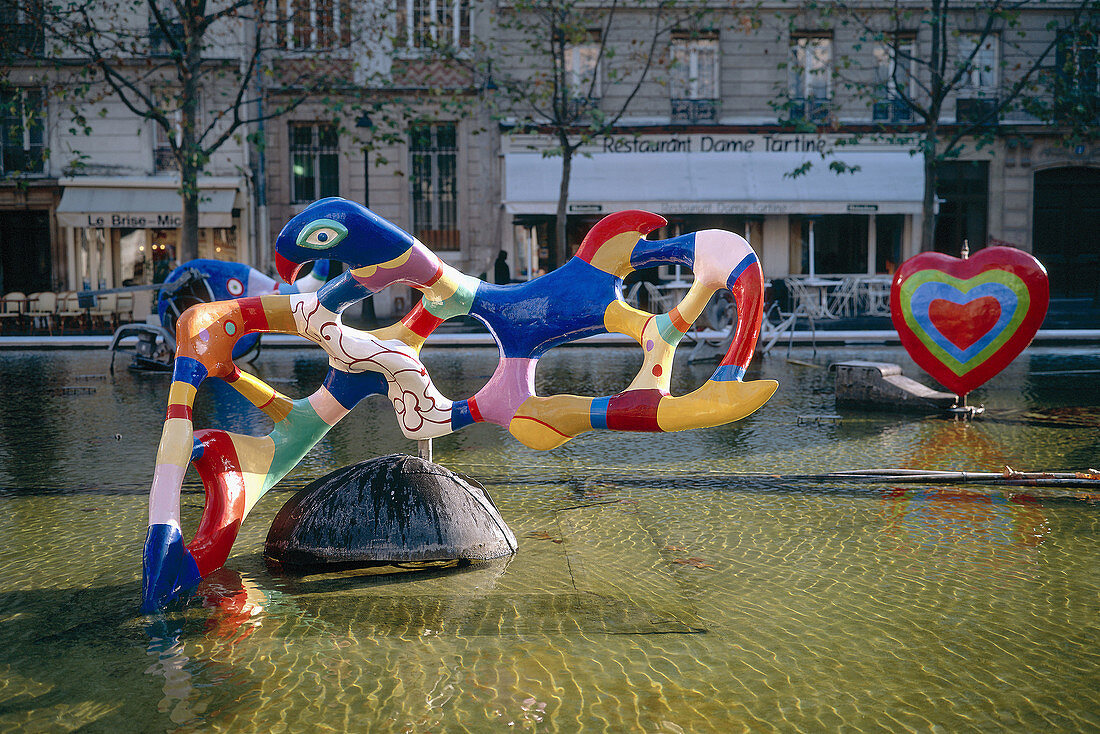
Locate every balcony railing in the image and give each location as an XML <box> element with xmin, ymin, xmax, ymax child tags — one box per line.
<box><xmin>956</xmin><ymin>97</ymin><xmax>1000</xmax><ymax>126</ymax></box>
<box><xmin>0</xmin><ymin>23</ymin><xmax>44</xmax><ymax>57</ymax></box>
<box><xmin>154</xmin><ymin>146</ymin><xmax>178</xmax><ymax>173</ymax></box>
<box><xmin>671</xmin><ymin>98</ymin><xmax>719</xmax><ymax>124</ymax></box>
<box><xmin>872</xmin><ymin>97</ymin><xmax>914</xmax><ymax>123</ymax></box>
<box><xmin>149</xmin><ymin>22</ymin><xmax>184</xmax><ymax>57</ymax></box>
<box><xmin>566</xmin><ymin>96</ymin><xmax>600</xmax><ymax>120</ymax></box>
<box><xmin>787</xmin><ymin>96</ymin><xmax>831</xmax><ymax>124</ymax></box>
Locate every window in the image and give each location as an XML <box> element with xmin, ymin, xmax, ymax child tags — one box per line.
<box><xmin>0</xmin><ymin>88</ymin><xmax>45</xmax><ymax>175</ymax></box>
<box><xmin>290</xmin><ymin>123</ymin><xmax>339</xmax><ymax>204</ymax></box>
<box><xmin>395</xmin><ymin>0</ymin><xmax>471</xmax><ymax>51</ymax></box>
<box><xmin>670</xmin><ymin>32</ymin><xmax>719</xmax><ymax>123</ymax></box>
<box><xmin>788</xmin><ymin>35</ymin><xmax>831</xmax><ymax>122</ymax></box>
<box><xmin>1054</xmin><ymin>26</ymin><xmax>1099</xmax><ymax>120</ymax></box>
<box><xmin>959</xmin><ymin>33</ymin><xmax>998</xmax><ymax>94</ymax></box>
<box><xmin>153</xmin><ymin>120</ymin><xmax>177</xmax><ymax>173</ymax></box>
<box><xmin>410</xmin><ymin>123</ymin><xmax>459</xmax><ymax>251</ymax></box>
<box><xmin>957</xmin><ymin>34</ymin><xmax>999</xmax><ymax>123</ymax></box>
<box><xmin>148</xmin><ymin>3</ymin><xmax>182</xmax><ymax>58</ymax></box>
<box><xmin>0</xmin><ymin>1</ymin><xmax>43</xmax><ymax>56</ymax></box>
<box><xmin>279</xmin><ymin>0</ymin><xmax>352</xmax><ymax>50</ymax></box>
<box><xmin>152</xmin><ymin>92</ymin><xmax>202</xmax><ymax>174</ymax></box>
<box><xmin>873</xmin><ymin>37</ymin><xmax>915</xmax><ymax>122</ymax></box>
<box><xmin>565</xmin><ymin>33</ymin><xmax>602</xmax><ymax>99</ymax></box>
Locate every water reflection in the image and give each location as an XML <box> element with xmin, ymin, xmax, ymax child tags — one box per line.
<box><xmin>903</xmin><ymin>417</ymin><xmax>1021</xmax><ymax>471</ymax></box>
<box><xmin>2</xmin><ymin>347</ymin><xmax>1099</xmax><ymax>732</ymax></box>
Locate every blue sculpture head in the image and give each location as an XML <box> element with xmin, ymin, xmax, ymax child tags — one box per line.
<box><xmin>274</xmin><ymin>198</ymin><xmax>417</xmax><ymax>283</ymax></box>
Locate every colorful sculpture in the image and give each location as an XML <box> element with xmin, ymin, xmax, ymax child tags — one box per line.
<box><xmin>157</xmin><ymin>258</ymin><xmax>330</xmax><ymax>358</ymax></box>
<box><xmin>142</xmin><ymin>199</ymin><xmax>777</xmax><ymax>612</ymax></box>
<box><xmin>891</xmin><ymin>245</ymin><xmax>1049</xmax><ymax>398</ymax></box>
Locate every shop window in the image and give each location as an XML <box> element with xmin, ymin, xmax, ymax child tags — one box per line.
<box><xmin>872</xmin><ymin>37</ymin><xmax>916</xmax><ymax>122</ymax></box>
<box><xmin>410</xmin><ymin>122</ymin><xmax>459</xmax><ymax>251</ymax></box>
<box><xmin>788</xmin><ymin>34</ymin><xmax>831</xmax><ymax>123</ymax></box>
<box><xmin>934</xmin><ymin>160</ymin><xmax>988</xmax><ymax>255</ymax></box>
<box><xmin>395</xmin><ymin>0</ymin><xmax>470</xmax><ymax>52</ymax></box>
<box><xmin>279</xmin><ymin>0</ymin><xmax>352</xmax><ymax>50</ymax></box>
<box><xmin>117</xmin><ymin>229</ymin><xmax>149</xmax><ymax>286</ymax></box>
<box><xmin>802</xmin><ymin>215</ymin><xmax>868</xmax><ymax>275</ymax></box>
<box><xmin>200</xmin><ymin>227</ymin><xmax>238</xmax><ymax>261</ymax></box>
<box><xmin>0</xmin><ymin>211</ymin><xmax>50</xmax><ymax>293</ymax></box>
<box><xmin>0</xmin><ymin>88</ymin><xmax>45</xmax><ymax>175</ymax></box>
<box><xmin>290</xmin><ymin>123</ymin><xmax>339</xmax><ymax>204</ymax></box>
<box><xmin>875</xmin><ymin>214</ymin><xmax>904</xmax><ymax>274</ymax></box>
<box><xmin>670</xmin><ymin>31</ymin><xmax>719</xmax><ymax>123</ymax></box>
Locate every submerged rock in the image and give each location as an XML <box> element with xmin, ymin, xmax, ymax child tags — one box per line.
<box><xmin>265</xmin><ymin>454</ymin><xmax>517</xmax><ymax>572</ymax></box>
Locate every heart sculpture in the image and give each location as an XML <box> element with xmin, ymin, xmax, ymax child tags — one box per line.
<box><xmin>891</xmin><ymin>246</ymin><xmax>1049</xmax><ymax>396</ymax></box>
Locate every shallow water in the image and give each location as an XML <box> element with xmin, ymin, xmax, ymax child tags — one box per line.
<box><xmin>1</xmin><ymin>345</ymin><xmax>1098</xmax><ymax>732</ymax></box>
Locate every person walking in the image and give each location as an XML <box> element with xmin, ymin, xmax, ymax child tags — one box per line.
<box><xmin>494</xmin><ymin>250</ymin><xmax>511</xmax><ymax>284</ymax></box>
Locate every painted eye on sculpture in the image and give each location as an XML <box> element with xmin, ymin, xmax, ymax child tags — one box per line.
<box><xmin>297</xmin><ymin>218</ymin><xmax>348</xmax><ymax>250</ymax></box>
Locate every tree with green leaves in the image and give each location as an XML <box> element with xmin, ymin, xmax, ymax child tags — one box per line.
<box><xmin>775</xmin><ymin>0</ymin><xmax>1096</xmax><ymax>252</ymax></box>
<box><xmin>482</xmin><ymin>0</ymin><xmax>719</xmax><ymax>267</ymax></box>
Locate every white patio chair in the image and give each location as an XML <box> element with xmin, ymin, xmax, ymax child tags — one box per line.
<box><xmin>0</xmin><ymin>291</ymin><xmax>27</xmax><ymax>334</ymax></box>
<box><xmin>26</xmin><ymin>291</ymin><xmax>58</xmax><ymax>335</ymax></box>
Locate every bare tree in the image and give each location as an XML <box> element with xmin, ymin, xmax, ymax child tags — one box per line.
<box><xmin>482</xmin><ymin>0</ymin><xmax>717</xmax><ymax>267</ymax></box>
<box><xmin>18</xmin><ymin>0</ymin><xmax>408</xmax><ymax>263</ymax></box>
<box><xmin>775</xmin><ymin>0</ymin><xmax>1095</xmax><ymax>252</ymax></box>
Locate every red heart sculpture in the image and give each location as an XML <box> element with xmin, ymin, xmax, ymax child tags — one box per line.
<box><xmin>891</xmin><ymin>246</ymin><xmax>1049</xmax><ymax>396</ymax></box>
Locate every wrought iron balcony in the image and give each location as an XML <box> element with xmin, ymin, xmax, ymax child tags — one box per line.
<box><xmin>566</xmin><ymin>96</ymin><xmax>600</xmax><ymax>120</ymax></box>
<box><xmin>872</xmin><ymin>97</ymin><xmax>915</xmax><ymax>123</ymax></box>
<box><xmin>670</xmin><ymin>98</ymin><xmax>719</xmax><ymax>124</ymax></box>
<box><xmin>787</xmin><ymin>97</ymin><xmax>831</xmax><ymax>124</ymax></box>
<box><xmin>0</xmin><ymin>23</ymin><xmax>44</xmax><ymax>57</ymax></box>
<box><xmin>956</xmin><ymin>97</ymin><xmax>1000</xmax><ymax>126</ymax></box>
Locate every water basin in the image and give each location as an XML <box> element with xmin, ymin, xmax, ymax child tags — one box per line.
<box><xmin>0</xmin><ymin>345</ymin><xmax>1097</xmax><ymax>731</ymax></box>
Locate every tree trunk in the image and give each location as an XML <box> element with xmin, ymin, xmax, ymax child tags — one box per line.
<box><xmin>554</xmin><ymin>146</ymin><xmax>573</xmax><ymax>269</ymax></box>
<box><xmin>920</xmin><ymin>126</ymin><xmax>939</xmax><ymax>253</ymax></box>
<box><xmin>181</xmin><ymin>172</ymin><xmax>200</xmax><ymax>264</ymax></box>
<box><xmin>178</xmin><ymin>3</ymin><xmax>203</xmax><ymax>263</ymax></box>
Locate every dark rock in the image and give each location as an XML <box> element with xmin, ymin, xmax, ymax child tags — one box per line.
<box><xmin>265</xmin><ymin>454</ymin><xmax>517</xmax><ymax>572</ymax></box>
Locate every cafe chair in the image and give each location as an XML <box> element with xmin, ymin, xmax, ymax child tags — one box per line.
<box><xmin>0</xmin><ymin>291</ymin><xmax>27</xmax><ymax>334</ymax></box>
<box><xmin>57</xmin><ymin>291</ymin><xmax>87</xmax><ymax>333</ymax></box>
<box><xmin>25</xmin><ymin>291</ymin><xmax>58</xmax><ymax>335</ymax></box>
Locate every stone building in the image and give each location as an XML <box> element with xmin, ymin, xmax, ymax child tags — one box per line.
<box><xmin>0</xmin><ymin>5</ymin><xmax>252</xmax><ymax>306</ymax></box>
<box><xmin>0</xmin><ymin>0</ymin><xmax>1094</xmax><ymax>317</ymax></box>
<box><xmin>491</xmin><ymin>1</ymin><xmax>1099</xmax><ymax>301</ymax></box>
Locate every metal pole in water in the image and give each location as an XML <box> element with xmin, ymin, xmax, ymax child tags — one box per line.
<box><xmin>418</xmin><ymin>438</ymin><xmax>433</xmax><ymax>463</ymax></box>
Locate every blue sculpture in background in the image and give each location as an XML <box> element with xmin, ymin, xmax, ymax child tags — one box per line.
<box><xmin>157</xmin><ymin>258</ymin><xmax>330</xmax><ymax>359</ymax></box>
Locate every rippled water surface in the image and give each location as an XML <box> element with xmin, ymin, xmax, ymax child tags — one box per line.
<box><xmin>1</xmin><ymin>345</ymin><xmax>1098</xmax><ymax>732</ymax></box>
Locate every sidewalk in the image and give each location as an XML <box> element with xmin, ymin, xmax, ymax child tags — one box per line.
<box><xmin>1</xmin><ymin>298</ymin><xmax>1097</xmax><ymax>349</ymax></box>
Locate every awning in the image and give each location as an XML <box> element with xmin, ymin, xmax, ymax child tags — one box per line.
<box><xmin>56</xmin><ymin>185</ymin><xmax>238</xmax><ymax>228</ymax></box>
<box><xmin>504</xmin><ymin>150</ymin><xmax>924</xmax><ymax>216</ymax></box>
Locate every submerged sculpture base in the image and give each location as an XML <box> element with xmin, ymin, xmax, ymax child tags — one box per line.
<box><xmin>264</xmin><ymin>454</ymin><xmax>517</xmax><ymax>572</ymax></box>
<box><xmin>834</xmin><ymin>361</ymin><xmax>956</xmax><ymax>413</ymax></box>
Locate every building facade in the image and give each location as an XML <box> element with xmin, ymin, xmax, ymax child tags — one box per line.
<box><xmin>0</xmin><ymin>0</ymin><xmax>1095</xmax><ymax>318</ymax></box>
<box><xmin>491</xmin><ymin>2</ymin><xmax>1099</xmax><ymax>300</ymax></box>
<box><xmin>0</xmin><ymin>9</ymin><xmax>252</xmax><ymax>308</ymax></box>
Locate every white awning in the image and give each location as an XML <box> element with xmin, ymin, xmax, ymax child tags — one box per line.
<box><xmin>56</xmin><ymin>185</ymin><xmax>238</xmax><ymax>228</ymax></box>
<box><xmin>504</xmin><ymin>150</ymin><xmax>924</xmax><ymax>216</ymax></box>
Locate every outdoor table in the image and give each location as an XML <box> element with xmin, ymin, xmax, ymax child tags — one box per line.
<box><xmin>795</xmin><ymin>277</ymin><xmax>844</xmax><ymax>319</ymax></box>
<box><xmin>860</xmin><ymin>276</ymin><xmax>892</xmax><ymax>316</ymax></box>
